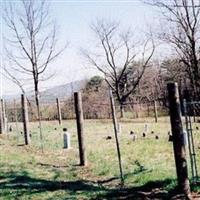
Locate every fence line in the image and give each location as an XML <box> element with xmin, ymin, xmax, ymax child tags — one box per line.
<box><xmin>4</xmin><ymin>95</ymin><xmax>169</xmax><ymax>122</ymax></box>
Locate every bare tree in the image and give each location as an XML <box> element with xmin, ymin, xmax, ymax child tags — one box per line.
<box><xmin>83</xmin><ymin>19</ymin><xmax>155</xmax><ymax>117</ymax></box>
<box><xmin>3</xmin><ymin>0</ymin><xmax>66</xmax><ymax>148</ymax></box>
<box><xmin>1</xmin><ymin>66</ymin><xmax>26</xmax><ymax>95</ymax></box>
<box><xmin>148</xmin><ymin>0</ymin><xmax>200</xmax><ymax>100</ymax></box>
<box><xmin>137</xmin><ymin>64</ymin><xmax>163</xmax><ymax>102</ymax></box>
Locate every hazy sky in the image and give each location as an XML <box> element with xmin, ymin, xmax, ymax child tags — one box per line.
<box><xmin>1</xmin><ymin>0</ymin><xmax>162</xmax><ymax>96</ymax></box>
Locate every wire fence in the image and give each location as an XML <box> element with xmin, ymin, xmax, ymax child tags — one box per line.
<box><xmin>5</xmin><ymin>96</ymin><xmax>168</xmax><ymax>123</ymax></box>
<box><xmin>184</xmin><ymin>100</ymin><xmax>200</xmax><ymax>183</ymax></box>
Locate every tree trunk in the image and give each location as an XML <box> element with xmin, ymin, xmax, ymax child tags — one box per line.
<box><xmin>34</xmin><ymin>82</ymin><xmax>43</xmax><ymax>152</ymax></box>
<box><xmin>191</xmin><ymin>42</ymin><xmax>200</xmax><ymax>100</ymax></box>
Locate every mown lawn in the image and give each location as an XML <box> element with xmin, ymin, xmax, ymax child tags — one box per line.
<box><xmin>0</xmin><ymin>117</ymin><xmax>199</xmax><ymax>199</ymax></box>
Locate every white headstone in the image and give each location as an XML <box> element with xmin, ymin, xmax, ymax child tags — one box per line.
<box><xmin>63</xmin><ymin>131</ymin><xmax>71</xmax><ymax>149</ymax></box>
<box><xmin>183</xmin><ymin>130</ymin><xmax>188</xmax><ymax>146</ymax></box>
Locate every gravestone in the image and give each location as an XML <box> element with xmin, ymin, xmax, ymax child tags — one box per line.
<box><xmin>63</xmin><ymin>128</ymin><xmax>71</xmax><ymax>149</ymax></box>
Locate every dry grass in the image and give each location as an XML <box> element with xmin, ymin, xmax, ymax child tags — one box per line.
<box><xmin>0</xmin><ymin>117</ymin><xmax>199</xmax><ymax>199</ymax></box>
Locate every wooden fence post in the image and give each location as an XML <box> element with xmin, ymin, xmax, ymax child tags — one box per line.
<box><xmin>14</xmin><ymin>99</ymin><xmax>19</xmax><ymax>140</ymax></box>
<box><xmin>109</xmin><ymin>89</ymin><xmax>124</xmax><ymax>185</ymax></box>
<box><xmin>0</xmin><ymin>100</ymin><xmax>4</xmax><ymax>134</ymax></box>
<box><xmin>154</xmin><ymin>100</ymin><xmax>158</xmax><ymax>123</ymax></box>
<box><xmin>74</xmin><ymin>92</ymin><xmax>86</xmax><ymax>166</ymax></box>
<box><xmin>167</xmin><ymin>82</ymin><xmax>190</xmax><ymax>196</ymax></box>
<box><xmin>1</xmin><ymin>99</ymin><xmax>6</xmax><ymax>133</ymax></box>
<box><xmin>136</xmin><ymin>103</ymin><xmax>139</xmax><ymax>118</ymax></box>
<box><xmin>56</xmin><ymin>98</ymin><xmax>62</xmax><ymax>125</ymax></box>
<box><xmin>21</xmin><ymin>94</ymin><xmax>31</xmax><ymax>145</ymax></box>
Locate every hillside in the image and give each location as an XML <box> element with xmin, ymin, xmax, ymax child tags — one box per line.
<box><xmin>3</xmin><ymin>80</ymin><xmax>87</xmax><ymax>103</ymax></box>
<box><xmin>39</xmin><ymin>80</ymin><xmax>87</xmax><ymax>102</ymax></box>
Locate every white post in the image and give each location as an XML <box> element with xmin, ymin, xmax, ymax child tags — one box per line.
<box><xmin>63</xmin><ymin>128</ymin><xmax>71</xmax><ymax>149</ymax></box>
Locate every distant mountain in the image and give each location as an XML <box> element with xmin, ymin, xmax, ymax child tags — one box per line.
<box><xmin>39</xmin><ymin>80</ymin><xmax>87</xmax><ymax>102</ymax></box>
<box><xmin>3</xmin><ymin>80</ymin><xmax>87</xmax><ymax>103</ymax></box>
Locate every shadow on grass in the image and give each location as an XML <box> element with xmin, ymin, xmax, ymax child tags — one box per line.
<box><xmin>93</xmin><ymin>179</ymin><xmax>178</xmax><ymax>200</ymax></box>
<box><xmin>0</xmin><ymin>171</ymin><xmax>103</xmax><ymax>191</ymax></box>
<box><xmin>0</xmin><ymin>171</ymin><xmax>191</xmax><ymax>199</ymax></box>
<box><xmin>0</xmin><ymin>171</ymin><xmax>106</xmax><ymax>198</ymax></box>
<box><xmin>36</xmin><ymin>162</ymin><xmax>69</xmax><ymax>168</ymax></box>
<box><xmin>17</xmin><ymin>144</ymin><xmax>26</xmax><ymax>147</ymax></box>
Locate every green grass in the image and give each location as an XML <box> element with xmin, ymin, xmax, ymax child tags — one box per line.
<box><xmin>0</xmin><ymin>117</ymin><xmax>199</xmax><ymax>199</ymax></box>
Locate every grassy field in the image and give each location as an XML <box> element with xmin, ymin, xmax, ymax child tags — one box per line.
<box><xmin>0</xmin><ymin>117</ymin><xmax>200</xmax><ymax>199</ymax></box>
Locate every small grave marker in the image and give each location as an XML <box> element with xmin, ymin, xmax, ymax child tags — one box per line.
<box><xmin>63</xmin><ymin>128</ymin><xmax>71</xmax><ymax>149</ymax></box>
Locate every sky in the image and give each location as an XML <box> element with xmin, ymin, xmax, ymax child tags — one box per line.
<box><xmin>0</xmin><ymin>0</ymin><xmax>163</xmax><ymax>96</ymax></box>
